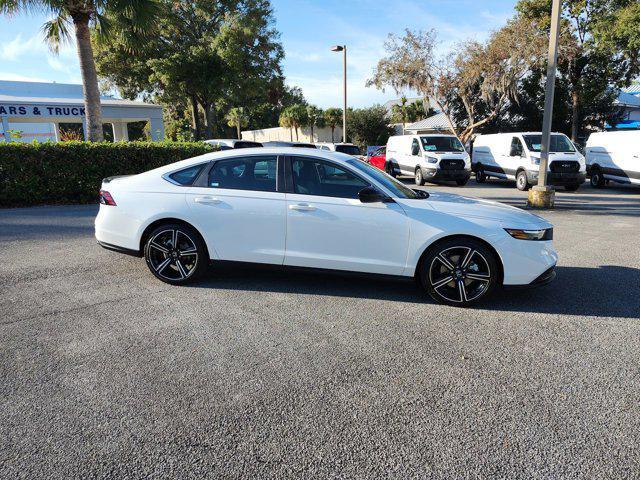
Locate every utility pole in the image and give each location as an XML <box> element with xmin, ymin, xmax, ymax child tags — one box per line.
<box><xmin>331</xmin><ymin>45</ymin><xmax>347</xmax><ymax>143</ymax></box>
<box><xmin>528</xmin><ymin>0</ymin><xmax>562</xmax><ymax>208</ymax></box>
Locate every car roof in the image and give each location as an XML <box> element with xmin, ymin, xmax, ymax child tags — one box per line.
<box><xmin>152</xmin><ymin>147</ymin><xmax>357</xmax><ymax>175</ymax></box>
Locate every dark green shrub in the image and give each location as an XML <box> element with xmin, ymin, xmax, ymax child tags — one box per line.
<box><xmin>0</xmin><ymin>141</ymin><xmax>216</xmax><ymax>207</ymax></box>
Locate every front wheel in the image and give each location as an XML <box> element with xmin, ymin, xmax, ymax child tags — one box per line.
<box><xmin>476</xmin><ymin>170</ymin><xmax>487</xmax><ymax>183</ymax></box>
<box><xmin>419</xmin><ymin>238</ymin><xmax>498</xmax><ymax>307</ymax></box>
<box><xmin>590</xmin><ymin>168</ymin><xmax>605</xmax><ymax>188</ymax></box>
<box><xmin>144</xmin><ymin>224</ymin><xmax>208</xmax><ymax>284</ymax></box>
<box><xmin>415</xmin><ymin>167</ymin><xmax>426</xmax><ymax>186</ymax></box>
<box><xmin>516</xmin><ymin>170</ymin><xmax>530</xmax><ymax>191</ymax></box>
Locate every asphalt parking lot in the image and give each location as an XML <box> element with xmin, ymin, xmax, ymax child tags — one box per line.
<box><xmin>1</xmin><ymin>181</ymin><xmax>639</xmax><ymax>478</ymax></box>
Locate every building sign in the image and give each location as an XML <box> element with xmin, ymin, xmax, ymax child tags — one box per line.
<box><xmin>0</xmin><ymin>105</ymin><xmax>86</xmax><ymax>117</ymax></box>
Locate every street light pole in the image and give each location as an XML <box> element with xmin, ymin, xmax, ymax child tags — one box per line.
<box><xmin>528</xmin><ymin>0</ymin><xmax>562</xmax><ymax>208</ymax></box>
<box><xmin>331</xmin><ymin>45</ymin><xmax>347</xmax><ymax>142</ymax></box>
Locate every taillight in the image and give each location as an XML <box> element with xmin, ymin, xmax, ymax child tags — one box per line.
<box><xmin>99</xmin><ymin>190</ymin><xmax>117</xmax><ymax>206</ymax></box>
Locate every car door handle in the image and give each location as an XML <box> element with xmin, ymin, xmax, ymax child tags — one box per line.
<box><xmin>194</xmin><ymin>196</ymin><xmax>221</xmax><ymax>205</ymax></box>
<box><xmin>289</xmin><ymin>203</ymin><xmax>316</xmax><ymax>212</ymax></box>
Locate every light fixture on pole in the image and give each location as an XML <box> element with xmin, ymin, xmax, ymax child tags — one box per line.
<box><xmin>528</xmin><ymin>0</ymin><xmax>562</xmax><ymax>209</ymax></box>
<box><xmin>330</xmin><ymin>45</ymin><xmax>347</xmax><ymax>143</ymax></box>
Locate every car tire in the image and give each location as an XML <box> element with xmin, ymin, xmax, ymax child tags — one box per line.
<box><xmin>564</xmin><ymin>184</ymin><xmax>580</xmax><ymax>192</ymax></box>
<box><xmin>456</xmin><ymin>178</ymin><xmax>469</xmax><ymax>187</ymax></box>
<box><xmin>385</xmin><ymin>162</ymin><xmax>397</xmax><ymax>178</ymax></box>
<box><xmin>476</xmin><ymin>170</ymin><xmax>487</xmax><ymax>183</ymax></box>
<box><xmin>516</xmin><ymin>170</ymin><xmax>529</xmax><ymax>191</ymax></box>
<box><xmin>144</xmin><ymin>223</ymin><xmax>208</xmax><ymax>285</ymax></box>
<box><xmin>590</xmin><ymin>168</ymin><xmax>605</xmax><ymax>188</ymax></box>
<box><xmin>415</xmin><ymin>167</ymin><xmax>426</xmax><ymax>186</ymax></box>
<box><xmin>419</xmin><ymin>238</ymin><xmax>499</xmax><ymax>307</ymax></box>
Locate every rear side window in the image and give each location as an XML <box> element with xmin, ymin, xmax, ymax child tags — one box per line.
<box><xmin>168</xmin><ymin>164</ymin><xmax>206</xmax><ymax>186</ymax></box>
<box><xmin>208</xmin><ymin>156</ymin><xmax>277</xmax><ymax>192</ymax></box>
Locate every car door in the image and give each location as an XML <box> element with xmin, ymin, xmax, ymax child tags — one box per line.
<box><xmin>185</xmin><ymin>154</ymin><xmax>286</xmax><ymax>264</ymax></box>
<box><xmin>283</xmin><ymin>155</ymin><xmax>410</xmax><ymax>275</ymax></box>
<box><xmin>502</xmin><ymin>136</ymin><xmax>524</xmax><ymax>178</ymax></box>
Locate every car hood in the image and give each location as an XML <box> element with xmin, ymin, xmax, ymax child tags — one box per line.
<box><xmin>396</xmin><ymin>192</ymin><xmax>551</xmax><ymax>229</ymax></box>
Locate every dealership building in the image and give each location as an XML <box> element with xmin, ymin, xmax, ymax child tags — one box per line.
<box><xmin>0</xmin><ymin>80</ymin><xmax>164</xmax><ymax>142</ymax></box>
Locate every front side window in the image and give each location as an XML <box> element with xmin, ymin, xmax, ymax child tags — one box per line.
<box><xmin>420</xmin><ymin>136</ymin><xmax>465</xmax><ymax>153</ymax></box>
<box><xmin>346</xmin><ymin>159</ymin><xmax>421</xmax><ymax>199</ymax></box>
<box><xmin>523</xmin><ymin>134</ymin><xmax>576</xmax><ymax>153</ymax></box>
<box><xmin>510</xmin><ymin>137</ymin><xmax>524</xmax><ymax>156</ymax></box>
<box><xmin>291</xmin><ymin>157</ymin><xmax>368</xmax><ymax>198</ymax></box>
<box><xmin>208</xmin><ymin>156</ymin><xmax>277</xmax><ymax>192</ymax></box>
<box><xmin>411</xmin><ymin>139</ymin><xmax>421</xmax><ymax>155</ymax></box>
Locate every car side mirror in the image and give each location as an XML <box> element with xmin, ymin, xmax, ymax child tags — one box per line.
<box><xmin>358</xmin><ymin>186</ymin><xmax>387</xmax><ymax>203</ymax></box>
<box><xmin>411</xmin><ymin>145</ymin><xmax>420</xmax><ymax>156</ymax></box>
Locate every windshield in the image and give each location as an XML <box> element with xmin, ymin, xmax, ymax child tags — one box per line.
<box><xmin>336</xmin><ymin>145</ymin><xmax>362</xmax><ymax>156</ymax></box>
<box><xmin>420</xmin><ymin>136</ymin><xmax>465</xmax><ymax>153</ymax></box>
<box><xmin>523</xmin><ymin>134</ymin><xmax>576</xmax><ymax>153</ymax></box>
<box><xmin>346</xmin><ymin>159</ymin><xmax>421</xmax><ymax>199</ymax></box>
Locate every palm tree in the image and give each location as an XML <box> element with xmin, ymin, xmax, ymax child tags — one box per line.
<box><xmin>280</xmin><ymin>104</ymin><xmax>307</xmax><ymax>141</ymax></box>
<box><xmin>226</xmin><ymin>107</ymin><xmax>248</xmax><ymax>139</ymax></box>
<box><xmin>306</xmin><ymin>105</ymin><xmax>324</xmax><ymax>142</ymax></box>
<box><xmin>324</xmin><ymin>107</ymin><xmax>342</xmax><ymax>142</ymax></box>
<box><xmin>279</xmin><ymin>110</ymin><xmax>294</xmax><ymax>141</ymax></box>
<box><xmin>0</xmin><ymin>0</ymin><xmax>159</xmax><ymax>141</ymax></box>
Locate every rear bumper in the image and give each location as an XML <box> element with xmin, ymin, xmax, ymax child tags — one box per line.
<box><xmin>526</xmin><ymin>170</ymin><xmax>586</xmax><ymax>185</ymax></box>
<box><xmin>423</xmin><ymin>167</ymin><xmax>471</xmax><ymax>181</ymax></box>
<box><xmin>97</xmin><ymin>240</ymin><xmax>141</xmax><ymax>257</ymax></box>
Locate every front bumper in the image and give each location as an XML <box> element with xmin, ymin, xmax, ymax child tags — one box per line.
<box><xmin>526</xmin><ymin>170</ymin><xmax>586</xmax><ymax>186</ymax></box>
<box><xmin>423</xmin><ymin>167</ymin><xmax>471</xmax><ymax>181</ymax></box>
<box><xmin>504</xmin><ymin>265</ymin><xmax>556</xmax><ymax>290</ymax></box>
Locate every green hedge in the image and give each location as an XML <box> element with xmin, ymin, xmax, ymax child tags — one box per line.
<box><xmin>0</xmin><ymin>141</ymin><xmax>216</xmax><ymax>207</ymax></box>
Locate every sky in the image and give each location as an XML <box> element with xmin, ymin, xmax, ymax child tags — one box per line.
<box><xmin>0</xmin><ymin>0</ymin><xmax>517</xmax><ymax>108</ymax></box>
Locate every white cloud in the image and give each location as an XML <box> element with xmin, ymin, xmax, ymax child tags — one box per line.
<box><xmin>0</xmin><ymin>72</ymin><xmax>49</xmax><ymax>82</ymax></box>
<box><xmin>0</xmin><ymin>33</ymin><xmax>45</xmax><ymax>61</ymax></box>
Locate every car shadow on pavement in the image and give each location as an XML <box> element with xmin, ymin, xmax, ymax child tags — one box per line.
<box><xmin>194</xmin><ymin>264</ymin><xmax>639</xmax><ymax>318</ymax></box>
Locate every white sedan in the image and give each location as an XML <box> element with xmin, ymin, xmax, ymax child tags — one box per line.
<box><xmin>95</xmin><ymin>148</ymin><xmax>557</xmax><ymax>306</ymax></box>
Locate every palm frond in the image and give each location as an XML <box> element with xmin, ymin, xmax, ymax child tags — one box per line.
<box><xmin>41</xmin><ymin>14</ymin><xmax>71</xmax><ymax>53</ymax></box>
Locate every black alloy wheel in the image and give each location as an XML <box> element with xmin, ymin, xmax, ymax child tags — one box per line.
<box><xmin>144</xmin><ymin>224</ymin><xmax>207</xmax><ymax>284</ymax></box>
<box><xmin>420</xmin><ymin>239</ymin><xmax>498</xmax><ymax>307</ymax></box>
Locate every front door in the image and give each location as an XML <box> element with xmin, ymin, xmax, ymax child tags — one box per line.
<box><xmin>283</xmin><ymin>156</ymin><xmax>410</xmax><ymax>275</ymax></box>
<box><xmin>186</xmin><ymin>154</ymin><xmax>286</xmax><ymax>264</ymax></box>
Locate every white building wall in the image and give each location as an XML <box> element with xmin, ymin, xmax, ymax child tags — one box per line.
<box><xmin>242</xmin><ymin>126</ymin><xmax>344</xmax><ymax>143</ymax></box>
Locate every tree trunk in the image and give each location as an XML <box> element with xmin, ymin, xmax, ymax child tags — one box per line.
<box><xmin>73</xmin><ymin>15</ymin><xmax>103</xmax><ymax>142</ymax></box>
<box><xmin>202</xmin><ymin>103</ymin><xmax>214</xmax><ymax>139</ymax></box>
<box><xmin>190</xmin><ymin>95</ymin><xmax>201</xmax><ymax>141</ymax></box>
<box><xmin>571</xmin><ymin>90</ymin><xmax>579</xmax><ymax>142</ymax></box>
<box><xmin>295</xmin><ymin>126</ymin><xmax>299</xmax><ymax>141</ymax></box>
<box><xmin>331</xmin><ymin>127</ymin><xmax>334</xmax><ymax>142</ymax></box>
<box><xmin>236</xmin><ymin>123</ymin><xmax>241</xmax><ymax>139</ymax></box>
<box><xmin>310</xmin><ymin>125</ymin><xmax>314</xmax><ymax>142</ymax></box>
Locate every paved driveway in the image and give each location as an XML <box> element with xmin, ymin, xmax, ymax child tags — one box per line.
<box><xmin>1</xmin><ymin>182</ymin><xmax>639</xmax><ymax>478</ymax></box>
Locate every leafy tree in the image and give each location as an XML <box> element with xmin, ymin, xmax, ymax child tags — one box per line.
<box><xmin>515</xmin><ymin>0</ymin><xmax>640</xmax><ymax>140</ymax></box>
<box><xmin>0</xmin><ymin>0</ymin><xmax>160</xmax><ymax>141</ymax></box>
<box><xmin>347</xmin><ymin>106</ymin><xmax>395</xmax><ymax>150</ymax></box>
<box><xmin>226</xmin><ymin>107</ymin><xmax>249</xmax><ymax>139</ymax></box>
<box><xmin>306</xmin><ymin>105</ymin><xmax>324</xmax><ymax>142</ymax></box>
<box><xmin>279</xmin><ymin>109</ymin><xmax>294</xmax><ymax>141</ymax></box>
<box><xmin>94</xmin><ymin>0</ymin><xmax>285</xmax><ymax>140</ymax></box>
<box><xmin>323</xmin><ymin>108</ymin><xmax>343</xmax><ymax>142</ymax></box>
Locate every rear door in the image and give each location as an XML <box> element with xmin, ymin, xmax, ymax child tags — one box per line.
<box><xmin>186</xmin><ymin>154</ymin><xmax>286</xmax><ymax>264</ymax></box>
<box><xmin>283</xmin><ymin>155</ymin><xmax>410</xmax><ymax>275</ymax></box>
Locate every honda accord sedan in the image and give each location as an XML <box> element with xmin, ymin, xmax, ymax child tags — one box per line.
<box><xmin>95</xmin><ymin>148</ymin><xmax>557</xmax><ymax>306</ymax></box>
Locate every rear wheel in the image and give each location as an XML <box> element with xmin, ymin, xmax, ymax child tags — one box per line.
<box><xmin>144</xmin><ymin>224</ymin><xmax>208</xmax><ymax>284</ymax></box>
<box><xmin>590</xmin><ymin>168</ymin><xmax>605</xmax><ymax>188</ymax></box>
<box><xmin>419</xmin><ymin>238</ymin><xmax>498</xmax><ymax>307</ymax></box>
<box><xmin>415</xmin><ymin>167</ymin><xmax>426</xmax><ymax>186</ymax></box>
<box><xmin>476</xmin><ymin>170</ymin><xmax>487</xmax><ymax>183</ymax></box>
<box><xmin>516</xmin><ymin>170</ymin><xmax>529</xmax><ymax>191</ymax></box>
<box><xmin>385</xmin><ymin>162</ymin><xmax>396</xmax><ymax>178</ymax></box>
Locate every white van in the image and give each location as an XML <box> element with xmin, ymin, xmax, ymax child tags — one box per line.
<box><xmin>386</xmin><ymin>134</ymin><xmax>471</xmax><ymax>186</ymax></box>
<box><xmin>471</xmin><ymin>132</ymin><xmax>586</xmax><ymax>191</ymax></box>
<box><xmin>316</xmin><ymin>142</ymin><xmax>365</xmax><ymax>160</ymax></box>
<box><xmin>585</xmin><ymin>130</ymin><xmax>640</xmax><ymax>187</ymax></box>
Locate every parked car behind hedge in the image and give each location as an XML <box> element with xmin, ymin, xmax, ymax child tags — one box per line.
<box><xmin>0</xmin><ymin>141</ymin><xmax>216</xmax><ymax>207</ymax></box>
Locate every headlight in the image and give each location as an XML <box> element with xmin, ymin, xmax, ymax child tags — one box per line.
<box><xmin>426</xmin><ymin>156</ymin><xmax>438</xmax><ymax>164</ymax></box>
<box><xmin>505</xmin><ymin>228</ymin><xmax>553</xmax><ymax>241</ymax></box>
